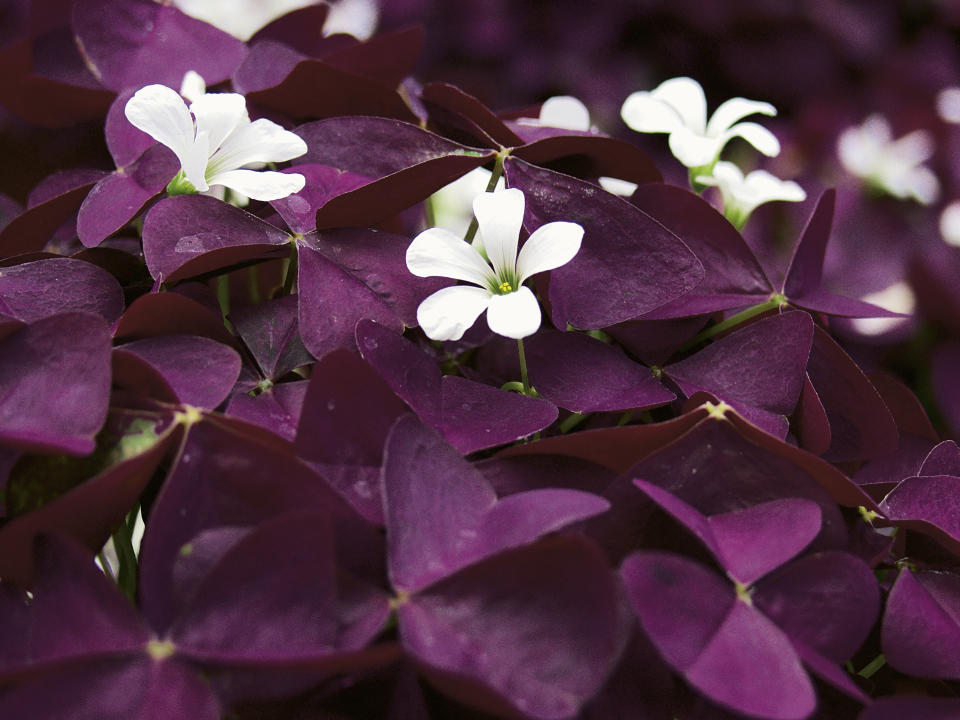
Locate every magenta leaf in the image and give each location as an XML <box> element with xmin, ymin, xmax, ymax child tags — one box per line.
<box><xmin>0</xmin><ymin>257</ymin><xmax>123</xmax><ymax>324</ymax></box>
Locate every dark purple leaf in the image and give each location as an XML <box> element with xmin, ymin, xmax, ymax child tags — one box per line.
<box><xmin>919</xmin><ymin>441</ymin><xmax>960</xmax><ymax>476</ymax></box>
<box><xmin>477</xmin><ymin>453</ymin><xmax>617</xmax><ymax>497</ymax></box>
<box><xmin>268</xmin><ymin>164</ymin><xmax>369</xmax><ymax>234</ymax></box>
<box><xmin>318</xmin><ymin>25</ymin><xmax>424</xmax><ymax>87</ymax></box>
<box><xmin>793</xmin><ymin>374</ymin><xmax>832</xmax><ymax>456</ymax></box>
<box><xmin>525</xmin><ymin>330</ymin><xmax>675</xmax><ymax>413</ymax></box>
<box><xmin>0</xmin><ymin>257</ymin><xmax>123</xmax><ymax>324</ymax></box>
<box><xmin>356</xmin><ymin>320</ymin><xmax>557</xmax><ymax>454</ymax></box>
<box><xmin>621</xmin><ymin>551</ymin><xmax>816</xmax><ymax>720</ymax></box>
<box><xmin>400</xmin><ymin>536</ymin><xmax>625</xmax><ymax>720</ymax></box>
<box><xmin>806</xmin><ymin>326</ymin><xmax>899</xmax><ymax>463</ymax></box>
<box><xmin>225</xmin><ymin>380</ymin><xmax>308</xmax><ymax>443</ymax></box>
<box><xmin>629</xmin><ymin>183</ymin><xmax>773</xmax><ymax>318</ymax></box>
<box><xmin>854</xmin><ymin>434</ymin><xmax>937</xmax><ymax>497</ymax></box>
<box><xmin>752</xmin><ymin>552</ymin><xmax>880</xmax><ymax>663</ymax></box>
<box><xmin>247</xmin><ymin>5</ymin><xmax>331</xmax><ymax>56</ymax></box>
<box><xmin>505</xmin><ymin>158</ymin><xmax>704</xmax><ymax>329</ymax></box>
<box><xmin>421</xmin><ymin>81</ymin><xmax>524</xmax><ymax>148</ymax></box>
<box><xmin>231</xmin><ymin>295</ymin><xmax>312</xmax><ymax>381</ymax></box>
<box><xmin>383</xmin><ymin>417</ymin><xmax>607</xmax><ymax>593</ymax></box>
<box><xmin>77</xmin><ymin>143</ymin><xmax>179</xmax><ymax>247</ymax></box>
<box><xmin>663</xmin><ymin>312</ymin><xmax>813</xmax><ymax>437</ymax></box>
<box><xmin>868</xmin><ymin>372</ymin><xmax>938</xmax><ymax>442</ymax></box>
<box><xmin>859</xmin><ymin>696</ymin><xmax>960</xmax><ymax>720</ymax></box>
<box><xmin>0</xmin><ymin>656</ymin><xmax>221</xmax><ymax>720</ymax></box>
<box><xmin>879</xmin><ymin>475</ymin><xmax>960</xmax><ymax>555</ymax></box>
<box><xmin>113</xmin><ymin>291</ymin><xmax>237</xmax><ymax>347</ymax></box>
<box><xmin>0</xmin><ymin>410</ymin><xmax>176</xmax><ymax>587</ymax></box>
<box><xmin>294</xmin><ymin>348</ymin><xmax>408</xmax><ymax>523</ymax></box>
<box><xmin>0</xmin><ymin>169</ymin><xmax>104</xmax><ymax>259</ymax></box>
<box><xmin>113</xmin><ymin>335</ymin><xmax>241</xmax><ymax>410</ymax></box>
<box><xmin>634</xmin><ymin>481</ymin><xmax>821</xmax><ymax>585</ymax></box>
<box><xmin>142</xmin><ymin>195</ymin><xmax>291</xmax><ymax>283</ymax></box>
<box><xmin>882</xmin><ymin>568</ymin><xmax>960</xmax><ymax>679</ymax></box>
<box><xmin>932</xmin><ymin>340</ymin><xmax>960</xmax><ymax>438</ymax></box>
<box><xmin>606</xmin><ymin>315</ymin><xmax>710</xmax><ymax>366</ymax></box>
<box><xmin>231</xmin><ymin>39</ymin><xmax>303</xmax><ymax>95</ymax></box>
<box><xmin>104</xmin><ymin>89</ymin><xmax>153</xmax><ymax>167</ymax></box>
<box><xmin>72</xmin><ymin>0</ymin><xmax>247</xmax><ymax>91</ymax></box>
<box><xmin>512</xmin><ymin>134</ymin><xmax>662</xmax><ymax>186</ymax></box>
<box><xmin>243</xmin><ymin>57</ymin><xmax>417</xmax><ymax>123</ymax></box>
<box><xmin>0</xmin><ymin>312</ymin><xmax>110</xmax><ymax>455</ymax></box>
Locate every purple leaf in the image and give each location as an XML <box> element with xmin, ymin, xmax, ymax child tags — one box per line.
<box><xmin>268</xmin><ymin>164</ymin><xmax>369</xmax><ymax>234</ymax></box>
<box><xmin>793</xmin><ymin>374</ymin><xmax>832</xmax><ymax>456</ymax></box>
<box><xmin>247</xmin><ymin>6</ymin><xmax>331</xmax><ymax>56</ymax></box>
<box><xmin>525</xmin><ymin>330</ymin><xmax>675</xmax><ymax>413</ymax></box>
<box><xmin>294</xmin><ymin>117</ymin><xmax>494</xmax><ymax>230</ymax></box>
<box><xmin>225</xmin><ymin>380</ymin><xmax>308</xmax><ymax>443</ymax></box>
<box><xmin>0</xmin><ymin>410</ymin><xmax>175</xmax><ymax>588</ymax></box>
<box><xmin>0</xmin><ymin>312</ymin><xmax>110</xmax><ymax>455</ymax></box>
<box><xmin>113</xmin><ymin>335</ymin><xmax>241</xmax><ymax>410</ymax></box>
<box><xmin>879</xmin><ymin>475</ymin><xmax>960</xmax><ymax>555</ymax></box>
<box><xmin>71</xmin><ymin>0</ymin><xmax>247</xmax><ymax>91</ymax></box>
<box><xmin>919</xmin><ymin>440</ymin><xmax>960</xmax><ymax>476</ymax></box>
<box><xmin>231</xmin><ymin>295</ymin><xmax>312</xmax><ymax>381</ymax></box>
<box><xmin>663</xmin><ymin>312</ymin><xmax>813</xmax><ymax>433</ymax></box>
<box><xmin>630</xmin><ymin>183</ymin><xmax>773</xmax><ymax>318</ymax></box>
<box><xmin>859</xmin><ymin>696</ymin><xmax>960</xmax><ymax>720</ymax></box>
<box><xmin>383</xmin><ymin>416</ymin><xmax>606</xmax><ymax>593</ymax></box>
<box><xmin>113</xmin><ymin>291</ymin><xmax>236</xmax><ymax>347</ymax></box>
<box><xmin>882</xmin><ymin>568</ymin><xmax>960</xmax><ymax>679</ymax></box>
<box><xmin>421</xmin><ymin>81</ymin><xmax>524</xmax><ymax>148</ymax></box>
<box><xmin>242</xmin><ymin>57</ymin><xmax>418</xmax><ymax>123</ymax></box>
<box><xmin>0</xmin><ymin>257</ymin><xmax>123</xmax><ymax>324</ymax></box>
<box><xmin>172</xmin><ymin>511</ymin><xmax>389</xmax><ymax>666</ymax></box>
<box><xmin>0</xmin><ymin>657</ymin><xmax>221</xmax><ymax>720</ymax></box>
<box><xmin>621</xmin><ymin>551</ymin><xmax>816</xmax><ymax>720</ymax></box>
<box><xmin>512</xmin><ymin>134</ymin><xmax>662</xmax><ymax>186</ymax></box>
<box><xmin>294</xmin><ymin>349</ymin><xmax>408</xmax><ymax>523</ymax></box>
<box><xmin>104</xmin><ymin>89</ymin><xmax>153</xmax><ymax>168</ymax></box>
<box><xmin>634</xmin><ymin>480</ymin><xmax>821</xmax><ymax>585</ymax></box>
<box><xmin>752</xmin><ymin>552</ymin><xmax>880</xmax><ymax>663</ymax></box>
<box><xmin>142</xmin><ymin>195</ymin><xmax>291</xmax><ymax>283</ymax></box>
<box><xmin>357</xmin><ymin>320</ymin><xmax>557</xmax><ymax>454</ymax></box>
<box><xmin>505</xmin><ymin>157</ymin><xmax>704</xmax><ymax>329</ymax></box>
<box><xmin>0</xmin><ymin>169</ymin><xmax>104</xmax><ymax>259</ymax></box>
<box><xmin>400</xmin><ymin>536</ymin><xmax>625</xmax><ymax>720</ymax></box>
<box><xmin>318</xmin><ymin>25</ymin><xmax>425</xmax><ymax>87</ymax></box>
<box><xmin>77</xmin><ymin>143</ymin><xmax>180</xmax><ymax>247</ymax></box>
<box><xmin>806</xmin><ymin>326</ymin><xmax>899</xmax><ymax>463</ymax></box>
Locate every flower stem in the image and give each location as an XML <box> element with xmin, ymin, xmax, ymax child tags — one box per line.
<box><xmin>517</xmin><ymin>337</ymin><xmax>531</xmax><ymax>396</ymax></box>
<box><xmin>677</xmin><ymin>295</ymin><xmax>785</xmax><ymax>355</ymax></box>
<box><xmin>281</xmin><ymin>241</ymin><xmax>298</xmax><ymax>296</ymax></box>
<box><xmin>216</xmin><ymin>274</ymin><xmax>233</xmax><ymax>332</ymax></box>
<box><xmin>463</xmin><ymin>153</ymin><xmax>506</xmax><ymax>246</ymax></box>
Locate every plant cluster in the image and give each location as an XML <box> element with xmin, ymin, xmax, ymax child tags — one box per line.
<box><xmin>0</xmin><ymin>1</ymin><xmax>959</xmax><ymax>719</ymax></box>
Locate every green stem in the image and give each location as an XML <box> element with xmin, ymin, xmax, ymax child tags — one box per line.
<box><xmin>112</xmin><ymin>506</ymin><xmax>139</xmax><ymax>603</ymax></box>
<box><xmin>247</xmin><ymin>264</ymin><xmax>261</xmax><ymax>305</ymax></box>
<box><xmin>677</xmin><ymin>295</ymin><xmax>785</xmax><ymax>355</ymax></box>
<box><xmin>856</xmin><ymin>654</ymin><xmax>886</xmax><ymax>679</ymax></box>
<box><xmin>463</xmin><ymin>153</ymin><xmax>506</xmax><ymax>246</ymax></box>
<box><xmin>517</xmin><ymin>337</ymin><xmax>531</xmax><ymax>396</ymax></box>
<box><xmin>560</xmin><ymin>412</ymin><xmax>589</xmax><ymax>433</ymax></box>
<box><xmin>216</xmin><ymin>274</ymin><xmax>233</xmax><ymax>332</ymax></box>
<box><xmin>282</xmin><ymin>241</ymin><xmax>298</xmax><ymax>296</ymax></box>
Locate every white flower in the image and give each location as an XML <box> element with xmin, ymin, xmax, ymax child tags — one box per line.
<box><xmin>620</xmin><ymin>76</ymin><xmax>780</xmax><ymax>168</ymax></box>
<box><xmin>837</xmin><ymin>114</ymin><xmax>939</xmax><ymax>205</ymax></box>
<box><xmin>407</xmin><ymin>188</ymin><xmax>583</xmax><ymax>341</ymax></box>
<box><xmin>518</xmin><ymin>95</ymin><xmax>638</xmax><ymax>197</ymax></box>
<box><xmin>179</xmin><ymin>70</ymin><xmax>207</xmax><ymax>105</ymax></box>
<box><xmin>171</xmin><ymin>0</ymin><xmax>320</xmax><ymax>41</ymax></box>
<box><xmin>124</xmin><ymin>84</ymin><xmax>307</xmax><ymax>201</ymax></box>
<box><xmin>697</xmin><ymin>161</ymin><xmax>806</xmax><ymax>229</ymax></box>
<box><xmin>324</xmin><ymin>0</ymin><xmax>380</xmax><ymax>40</ymax></box>
<box><xmin>937</xmin><ymin>87</ymin><xmax>960</xmax><ymax>124</ymax></box>
<box><xmin>939</xmin><ymin>200</ymin><xmax>960</xmax><ymax>247</ymax></box>
<box><xmin>849</xmin><ymin>282</ymin><xmax>915</xmax><ymax>337</ymax></box>
<box><xmin>430</xmin><ymin>167</ymin><xmax>506</xmax><ymax>237</ymax></box>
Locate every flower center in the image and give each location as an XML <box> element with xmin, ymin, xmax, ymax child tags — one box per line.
<box><xmin>498</xmin><ymin>281</ymin><xmax>513</xmax><ymax>293</ymax></box>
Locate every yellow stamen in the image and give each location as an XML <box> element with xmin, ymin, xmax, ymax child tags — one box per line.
<box><xmin>498</xmin><ymin>281</ymin><xmax>513</xmax><ymax>293</ymax></box>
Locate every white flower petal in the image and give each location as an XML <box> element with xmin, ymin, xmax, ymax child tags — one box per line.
<box><xmin>124</xmin><ymin>84</ymin><xmax>197</xmax><ymax>171</ymax></box>
<box><xmin>668</xmin><ymin>126</ymin><xmax>724</xmax><ymax>167</ymax></box>
<box><xmin>179</xmin><ymin>70</ymin><xmax>207</xmax><ymax>104</ymax></box>
<box><xmin>324</xmin><ymin>0</ymin><xmax>381</xmax><ymax>40</ymax></box>
<box><xmin>905</xmin><ymin>167</ymin><xmax>940</xmax><ymax>205</ymax></box>
<box><xmin>516</xmin><ymin>221</ymin><xmax>583</xmax><ymax>285</ymax></box>
<box><xmin>620</xmin><ymin>92</ymin><xmax>685</xmax><ymax>134</ymax></box>
<box><xmin>888</xmin><ymin>129</ymin><xmax>935</xmax><ymax>166</ymax></box>
<box><xmin>184</xmin><ymin>130</ymin><xmax>211</xmax><ymax>190</ymax></box>
<box><xmin>190</xmin><ymin>92</ymin><xmax>249</xmax><ymax>157</ymax></box>
<box><xmin>416</xmin><ymin>285</ymin><xmax>492</xmax><ymax>341</ymax></box>
<box><xmin>939</xmin><ymin>201</ymin><xmax>960</xmax><ymax>247</ymax></box>
<box><xmin>539</xmin><ymin>96</ymin><xmax>591</xmax><ymax>131</ymax></box>
<box><xmin>937</xmin><ymin>87</ymin><xmax>960</xmax><ymax>123</ymax></box>
<box><xmin>406</xmin><ymin>227</ymin><xmax>497</xmax><ymax>286</ymax></box>
<box><xmin>597</xmin><ymin>177</ymin><xmax>638</xmax><ymax>196</ymax></box>
<box><xmin>208</xmin><ymin>169</ymin><xmax>305</xmax><ymax>201</ymax></box>
<box><xmin>706</xmin><ymin>97</ymin><xmax>776</xmax><ymax>137</ymax></box>
<box><xmin>650</xmin><ymin>77</ymin><xmax>707</xmax><ymax>134</ymax></box>
<box><xmin>722</xmin><ymin>121</ymin><xmax>781</xmax><ymax>157</ymax></box>
<box><xmin>486</xmin><ymin>285</ymin><xmax>542</xmax><ymax>339</ymax></box>
<box><xmin>473</xmin><ymin>188</ymin><xmax>525</xmax><ymax>280</ymax></box>
<box><xmin>207</xmin><ymin>118</ymin><xmax>308</xmax><ymax>177</ymax></box>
